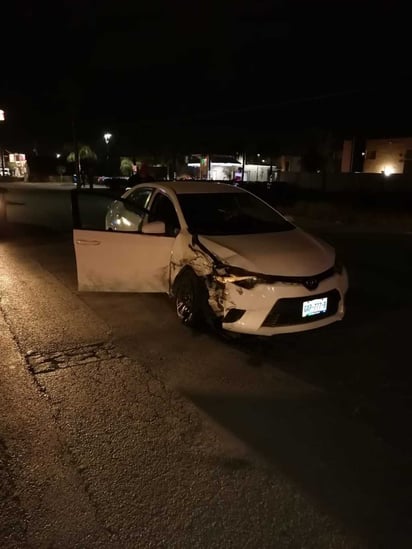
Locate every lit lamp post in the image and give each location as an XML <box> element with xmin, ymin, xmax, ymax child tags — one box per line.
<box><xmin>0</xmin><ymin>109</ymin><xmax>5</xmax><ymax>177</ymax></box>
<box><xmin>104</xmin><ymin>132</ymin><xmax>112</xmax><ymax>158</ymax></box>
<box><xmin>103</xmin><ymin>132</ymin><xmax>112</xmax><ymax>176</ymax></box>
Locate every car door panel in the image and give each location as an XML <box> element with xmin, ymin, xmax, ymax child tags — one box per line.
<box><xmin>73</xmin><ymin>229</ymin><xmax>175</xmax><ymax>292</ymax></box>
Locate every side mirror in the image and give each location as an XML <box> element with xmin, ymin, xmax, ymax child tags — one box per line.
<box><xmin>142</xmin><ymin>220</ymin><xmax>166</xmax><ymax>234</ymax></box>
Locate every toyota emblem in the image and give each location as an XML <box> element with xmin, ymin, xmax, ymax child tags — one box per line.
<box><xmin>304</xmin><ymin>278</ymin><xmax>319</xmax><ymax>291</ymax></box>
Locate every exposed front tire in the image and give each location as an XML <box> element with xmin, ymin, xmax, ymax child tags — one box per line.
<box><xmin>174</xmin><ymin>269</ymin><xmax>211</xmax><ymax>328</ymax></box>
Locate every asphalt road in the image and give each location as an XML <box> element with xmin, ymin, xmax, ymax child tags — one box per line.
<box><xmin>0</xmin><ymin>183</ymin><xmax>411</xmax><ymax>548</ymax></box>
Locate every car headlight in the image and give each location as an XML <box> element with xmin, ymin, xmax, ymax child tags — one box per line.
<box><xmin>334</xmin><ymin>255</ymin><xmax>344</xmax><ymax>274</ymax></box>
<box><xmin>214</xmin><ymin>274</ymin><xmax>260</xmax><ymax>289</ymax></box>
<box><xmin>214</xmin><ymin>266</ymin><xmax>263</xmax><ymax>289</ymax></box>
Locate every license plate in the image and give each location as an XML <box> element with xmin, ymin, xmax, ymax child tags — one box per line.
<box><xmin>302</xmin><ymin>297</ymin><xmax>328</xmax><ymax>318</ymax></box>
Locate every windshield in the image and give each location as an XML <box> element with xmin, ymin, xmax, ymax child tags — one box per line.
<box><xmin>177</xmin><ymin>192</ymin><xmax>294</xmax><ymax>235</ymax></box>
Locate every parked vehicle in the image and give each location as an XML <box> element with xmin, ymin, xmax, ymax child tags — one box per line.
<box><xmin>73</xmin><ymin>182</ymin><xmax>348</xmax><ymax>336</ymax></box>
<box><xmin>98</xmin><ymin>176</ymin><xmax>130</xmax><ymax>190</ymax></box>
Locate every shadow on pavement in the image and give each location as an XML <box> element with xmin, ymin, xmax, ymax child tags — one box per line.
<box><xmin>0</xmin><ymin>222</ymin><xmax>70</xmax><ymax>244</ymax></box>
<box><xmin>184</xmin><ymin>390</ymin><xmax>412</xmax><ymax>547</ymax></box>
<box><xmin>228</xmin><ymin>232</ymin><xmax>412</xmax><ymax>454</ymax></box>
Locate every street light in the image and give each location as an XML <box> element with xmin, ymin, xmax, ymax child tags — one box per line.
<box><xmin>103</xmin><ymin>133</ymin><xmax>112</xmax><ymax>158</ymax></box>
<box><xmin>103</xmin><ymin>132</ymin><xmax>112</xmax><ymax>174</ymax></box>
<box><xmin>56</xmin><ymin>153</ymin><xmax>61</xmax><ymax>159</ymax></box>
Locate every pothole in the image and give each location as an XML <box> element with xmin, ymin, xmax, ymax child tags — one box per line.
<box><xmin>26</xmin><ymin>342</ymin><xmax>126</xmax><ymax>375</ymax></box>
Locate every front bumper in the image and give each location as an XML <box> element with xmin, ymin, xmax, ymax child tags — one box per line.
<box><xmin>220</xmin><ymin>270</ymin><xmax>348</xmax><ymax>336</ymax></box>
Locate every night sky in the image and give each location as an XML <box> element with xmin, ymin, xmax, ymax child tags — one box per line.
<box><xmin>1</xmin><ymin>0</ymin><xmax>410</xmax><ymax>154</ymax></box>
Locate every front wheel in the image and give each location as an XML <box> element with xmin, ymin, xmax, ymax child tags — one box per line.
<box><xmin>174</xmin><ymin>270</ymin><xmax>211</xmax><ymax>328</ymax></box>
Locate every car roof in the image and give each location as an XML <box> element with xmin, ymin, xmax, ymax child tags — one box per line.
<box><xmin>128</xmin><ymin>181</ymin><xmax>245</xmax><ymax>195</ymax></box>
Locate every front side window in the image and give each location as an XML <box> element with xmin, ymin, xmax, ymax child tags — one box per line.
<box><xmin>148</xmin><ymin>193</ymin><xmax>180</xmax><ymax>236</ymax></box>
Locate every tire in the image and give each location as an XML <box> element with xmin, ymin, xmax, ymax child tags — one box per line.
<box><xmin>174</xmin><ymin>269</ymin><xmax>211</xmax><ymax>328</ymax></box>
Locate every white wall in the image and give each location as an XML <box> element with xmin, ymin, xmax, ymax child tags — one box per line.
<box><xmin>244</xmin><ymin>165</ymin><xmax>270</xmax><ymax>182</ymax></box>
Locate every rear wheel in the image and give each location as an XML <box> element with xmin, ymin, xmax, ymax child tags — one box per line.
<box><xmin>174</xmin><ymin>269</ymin><xmax>211</xmax><ymax>328</ymax></box>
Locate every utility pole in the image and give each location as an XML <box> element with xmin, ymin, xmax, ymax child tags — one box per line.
<box><xmin>268</xmin><ymin>157</ymin><xmax>273</xmax><ymax>188</ymax></box>
<box><xmin>0</xmin><ymin>146</ymin><xmax>4</xmax><ymax>177</ymax></box>
<box><xmin>71</xmin><ymin>112</ymin><xmax>81</xmax><ymax>188</ymax></box>
<box><xmin>0</xmin><ymin>108</ymin><xmax>5</xmax><ymax>177</ymax></box>
<box><xmin>241</xmin><ymin>152</ymin><xmax>245</xmax><ymax>183</ymax></box>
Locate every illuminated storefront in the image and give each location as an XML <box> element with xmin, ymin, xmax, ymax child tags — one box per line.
<box><xmin>7</xmin><ymin>153</ymin><xmax>28</xmax><ymax>178</ymax></box>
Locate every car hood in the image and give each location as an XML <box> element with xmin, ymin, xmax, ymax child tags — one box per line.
<box><xmin>199</xmin><ymin>229</ymin><xmax>335</xmax><ymax>276</ymax></box>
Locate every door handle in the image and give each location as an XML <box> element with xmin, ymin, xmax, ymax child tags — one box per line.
<box><xmin>76</xmin><ymin>239</ymin><xmax>101</xmax><ymax>246</ymax></box>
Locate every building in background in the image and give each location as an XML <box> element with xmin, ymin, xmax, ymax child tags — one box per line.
<box><xmin>341</xmin><ymin>140</ymin><xmax>353</xmax><ymax>172</ymax></box>
<box><xmin>277</xmin><ymin>154</ymin><xmax>301</xmax><ymax>173</ymax></box>
<box><xmin>362</xmin><ymin>137</ymin><xmax>412</xmax><ymax>175</ymax></box>
<box><xmin>241</xmin><ymin>154</ymin><xmax>274</xmax><ymax>182</ymax></box>
<box><xmin>185</xmin><ymin>153</ymin><xmax>296</xmax><ymax>182</ymax></box>
<box><xmin>5</xmin><ymin>152</ymin><xmax>28</xmax><ymax>178</ymax></box>
<box><xmin>187</xmin><ymin>155</ymin><xmax>241</xmax><ymax>180</ymax></box>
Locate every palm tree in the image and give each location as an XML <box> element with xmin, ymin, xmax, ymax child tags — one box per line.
<box><xmin>67</xmin><ymin>145</ymin><xmax>97</xmax><ymax>163</ymax></box>
<box><xmin>58</xmin><ymin>77</ymin><xmax>83</xmax><ymax>187</ymax></box>
<box><xmin>120</xmin><ymin>157</ymin><xmax>134</xmax><ymax>177</ymax></box>
<box><xmin>67</xmin><ymin>145</ymin><xmax>98</xmax><ymax>188</ymax></box>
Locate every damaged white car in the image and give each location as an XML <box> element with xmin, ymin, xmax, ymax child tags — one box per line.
<box><xmin>72</xmin><ymin>182</ymin><xmax>348</xmax><ymax>336</ymax></box>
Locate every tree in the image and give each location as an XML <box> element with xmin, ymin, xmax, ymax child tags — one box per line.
<box><xmin>67</xmin><ymin>145</ymin><xmax>97</xmax><ymax>163</ymax></box>
<box><xmin>8</xmin><ymin>162</ymin><xmax>17</xmax><ymax>177</ymax></box>
<box><xmin>67</xmin><ymin>145</ymin><xmax>98</xmax><ymax>187</ymax></box>
<box><xmin>120</xmin><ymin>157</ymin><xmax>134</xmax><ymax>177</ymax></box>
<box><xmin>58</xmin><ymin>77</ymin><xmax>83</xmax><ymax>186</ymax></box>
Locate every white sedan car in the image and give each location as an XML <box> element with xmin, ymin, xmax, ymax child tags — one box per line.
<box><xmin>73</xmin><ymin>181</ymin><xmax>348</xmax><ymax>336</ymax></box>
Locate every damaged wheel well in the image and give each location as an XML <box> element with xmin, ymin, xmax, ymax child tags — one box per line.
<box><xmin>172</xmin><ymin>237</ymin><xmax>233</xmax><ymax>321</ymax></box>
<box><xmin>173</xmin><ymin>266</ymin><xmax>218</xmax><ymax>329</ymax></box>
<box><xmin>171</xmin><ymin>265</ymin><xmax>198</xmax><ymax>297</ymax></box>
